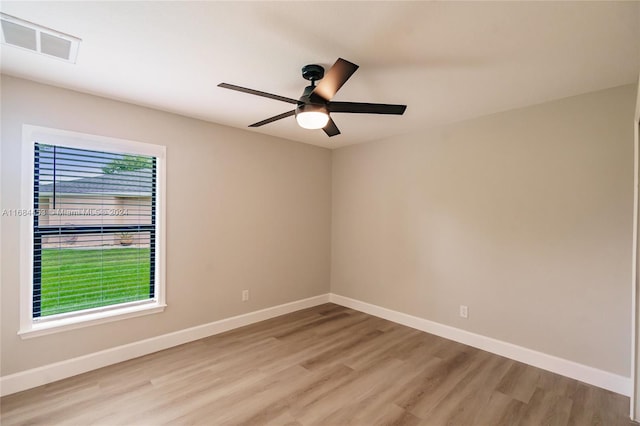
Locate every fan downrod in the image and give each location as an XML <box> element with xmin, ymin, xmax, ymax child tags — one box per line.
<box><xmin>301</xmin><ymin>64</ymin><xmax>324</xmax><ymax>83</ymax></box>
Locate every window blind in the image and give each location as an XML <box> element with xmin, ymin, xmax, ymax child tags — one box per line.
<box><xmin>33</xmin><ymin>143</ymin><xmax>157</xmax><ymax>318</ymax></box>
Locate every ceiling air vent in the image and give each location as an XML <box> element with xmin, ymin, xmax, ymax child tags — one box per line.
<box><xmin>1</xmin><ymin>13</ymin><xmax>80</xmax><ymax>63</ymax></box>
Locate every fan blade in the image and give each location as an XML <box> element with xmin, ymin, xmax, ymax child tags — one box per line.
<box><xmin>328</xmin><ymin>102</ymin><xmax>407</xmax><ymax>115</ymax></box>
<box><xmin>218</xmin><ymin>83</ymin><xmax>299</xmax><ymax>105</ymax></box>
<box><xmin>323</xmin><ymin>117</ymin><xmax>341</xmax><ymax>137</ymax></box>
<box><xmin>249</xmin><ymin>110</ymin><xmax>295</xmax><ymax>127</ymax></box>
<box><xmin>312</xmin><ymin>58</ymin><xmax>359</xmax><ymax>101</ymax></box>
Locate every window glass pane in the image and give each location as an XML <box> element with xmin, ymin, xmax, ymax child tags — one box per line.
<box><xmin>36</xmin><ymin>235</ymin><xmax>152</xmax><ymax>317</ymax></box>
<box><xmin>37</xmin><ymin>144</ymin><xmax>154</xmax><ymax>227</ymax></box>
<box><xmin>33</xmin><ymin>143</ymin><xmax>156</xmax><ymax>318</ymax></box>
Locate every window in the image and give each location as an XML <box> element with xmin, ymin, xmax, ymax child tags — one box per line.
<box><xmin>20</xmin><ymin>126</ymin><xmax>166</xmax><ymax>337</ymax></box>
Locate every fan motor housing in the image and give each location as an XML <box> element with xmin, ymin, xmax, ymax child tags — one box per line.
<box><xmin>301</xmin><ymin>64</ymin><xmax>324</xmax><ymax>82</ymax></box>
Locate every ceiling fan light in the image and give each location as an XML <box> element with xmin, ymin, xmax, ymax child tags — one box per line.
<box><xmin>296</xmin><ymin>111</ymin><xmax>329</xmax><ymax>129</ymax></box>
<box><xmin>295</xmin><ymin>104</ymin><xmax>329</xmax><ymax>130</ymax></box>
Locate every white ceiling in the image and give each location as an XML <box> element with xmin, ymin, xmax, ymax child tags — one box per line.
<box><xmin>1</xmin><ymin>1</ymin><xmax>639</xmax><ymax>148</ymax></box>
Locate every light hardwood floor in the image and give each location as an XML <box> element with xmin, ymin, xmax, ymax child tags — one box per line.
<box><xmin>1</xmin><ymin>304</ymin><xmax>636</xmax><ymax>425</ymax></box>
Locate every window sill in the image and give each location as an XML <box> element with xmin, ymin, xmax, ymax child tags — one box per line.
<box><xmin>18</xmin><ymin>302</ymin><xmax>166</xmax><ymax>339</ymax></box>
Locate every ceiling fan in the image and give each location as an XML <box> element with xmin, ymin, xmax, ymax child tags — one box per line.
<box><xmin>218</xmin><ymin>58</ymin><xmax>407</xmax><ymax>137</ymax></box>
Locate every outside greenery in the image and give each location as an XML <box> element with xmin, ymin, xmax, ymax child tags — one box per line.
<box><xmin>101</xmin><ymin>154</ymin><xmax>153</xmax><ymax>174</ymax></box>
<box><xmin>40</xmin><ymin>248</ymin><xmax>151</xmax><ymax>317</ymax></box>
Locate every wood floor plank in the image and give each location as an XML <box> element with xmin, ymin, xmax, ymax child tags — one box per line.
<box><xmin>495</xmin><ymin>362</ymin><xmax>542</xmax><ymax>404</ymax></box>
<box><xmin>395</xmin><ymin>349</ymin><xmax>484</xmax><ymax>418</ymax></box>
<box><xmin>0</xmin><ymin>303</ymin><xmax>634</xmax><ymax>426</ymax></box>
<box><xmin>249</xmin><ymin>364</ymin><xmax>355</xmax><ymax>424</ymax></box>
<box><xmin>519</xmin><ymin>387</ymin><xmax>573</xmax><ymax>426</ymax></box>
<box><xmin>426</xmin><ymin>352</ymin><xmax>514</xmax><ymax>425</ymax></box>
<box><xmin>294</xmin><ymin>357</ymin><xmax>406</xmax><ymax>424</ymax></box>
<box><xmin>471</xmin><ymin>390</ymin><xmax>526</xmax><ymax>426</ymax></box>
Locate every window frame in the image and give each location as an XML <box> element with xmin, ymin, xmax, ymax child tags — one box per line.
<box><xmin>19</xmin><ymin>125</ymin><xmax>166</xmax><ymax>338</ymax></box>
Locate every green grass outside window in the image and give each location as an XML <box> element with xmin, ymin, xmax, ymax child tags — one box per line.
<box><xmin>40</xmin><ymin>248</ymin><xmax>151</xmax><ymax>317</ymax></box>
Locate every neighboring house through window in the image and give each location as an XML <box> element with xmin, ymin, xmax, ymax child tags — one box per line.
<box><xmin>19</xmin><ymin>126</ymin><xmax>166</xmax><ymax>337</ymax></box>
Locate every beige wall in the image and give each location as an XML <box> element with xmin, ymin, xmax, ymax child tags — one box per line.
<box><xmin>331</xmin><ymin>84</ymin><xmax>636</xmax><ymax>376</ymax></box>
<box><xmin>0</xmin><ymin>75</ymin><xmax>332</xmax><ymax>376</ymax></box>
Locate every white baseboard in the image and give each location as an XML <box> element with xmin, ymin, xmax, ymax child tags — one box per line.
<box><xmin>0</xmin><ymin>293</ymin><xmax>330</xmax><ymax>397</ymax></box>
<box><xmin>329</xmin><ymin>293</ymin><xmax>632</xmax><ymax>397</ymax></box>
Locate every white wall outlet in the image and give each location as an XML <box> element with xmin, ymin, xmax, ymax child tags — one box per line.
<box><xmin>242</xmin><ymin>290</ymin><xmax>249</xmax><ymax>302</ymax></box>
<box><xmin>459</xmin><ymin>305</ymin><xmax>468</xmax><ymax>319</ymax></box>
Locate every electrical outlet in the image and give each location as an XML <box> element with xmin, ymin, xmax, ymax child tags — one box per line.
<box><xmin>242</xmin><ymin>290</ymin><xmax>249</xmax><ymax>302</ymax></box>
<box><xmin>459</xmin><ymin>305</ymin><xmax>468</xmax><ymax>319</ymax></box>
